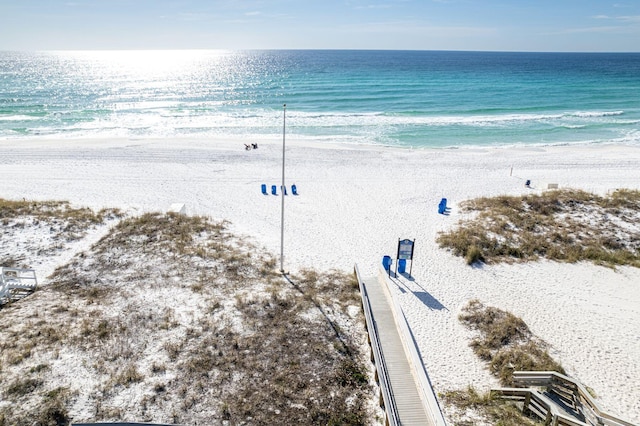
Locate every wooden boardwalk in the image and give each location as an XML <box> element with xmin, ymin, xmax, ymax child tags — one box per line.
<box><xmin>360</xmin><ymin>271</ymin><xmax>443</xmax><ymax>426</ymax></box>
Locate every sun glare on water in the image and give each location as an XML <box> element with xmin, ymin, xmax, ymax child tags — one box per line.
<box><xmin>53</xmin><ymin>49</ymin><xmax>234</xmax><ymax>80</ymax></box>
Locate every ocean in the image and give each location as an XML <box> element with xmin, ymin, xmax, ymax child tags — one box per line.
<box><xmin>1</xmin><ymin>50</ymin><xmax>639</xmax><ymax>148</ymax></box>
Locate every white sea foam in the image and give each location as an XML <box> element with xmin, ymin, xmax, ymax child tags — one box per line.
<box><xmin>0</xmin><ymin>115</ymin><xmax>40</xmax><ymax>121</ymax></box>
<box><xmin>571</xmin><ymin>110</ymin><xmax>624</xmax><ymax>118</ymax></box>
<box><xmin>2</xmin><ymin>107</ymin><xmax>637</xmax><ymax>149</ymax></box>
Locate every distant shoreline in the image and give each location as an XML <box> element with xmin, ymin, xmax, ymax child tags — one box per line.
<box><xmin>3</xmin><ymin>134</ymin><xmax>640</xmax><ymax>153</ymax></box>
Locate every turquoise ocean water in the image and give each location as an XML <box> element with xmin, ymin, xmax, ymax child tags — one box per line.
<box><xmin>1</xmin><ymin>50</ymin><xmax>639</xmax><ymax>148</ymax></box>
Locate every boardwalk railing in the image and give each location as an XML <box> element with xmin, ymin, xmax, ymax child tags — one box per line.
<box><xmin>491</xmin><ymin>387</ymin><xmax>588</xmax><ymax>426</ymax></box>
<box><xmin>0</xmin><ymin>267</ymin><xmax>38</xmax><ymax>306</ymax></box>
<box><xmin>377</xmin><ymin>267</ymin><xmax>447</xmax><ymax>426</ymax></box>
<box><xmin>354</xmin><ymin>264</ymin><xmax>401</xmax><ymax>426</ymax></box>
<box><xmin>492</xmin><ymin>371</ymin><xmax>636</xmax><ymax>426</ymax></box>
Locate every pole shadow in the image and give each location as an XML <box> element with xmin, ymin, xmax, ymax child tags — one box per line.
<box><xmin>399</xmin><ymin>272</ymin><xmax>415</xmax><ymax>281</ymax></box>
<box><xmin>282</xmin><ymin>273</ymin><xmax>353</xmax><ymax>358</ymax></box>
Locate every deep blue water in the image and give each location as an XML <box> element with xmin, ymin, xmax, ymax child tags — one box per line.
<box><xmin>1</xmin><ymin>50</ymin><xmax>639</xmax><ymax>148</ymax></box>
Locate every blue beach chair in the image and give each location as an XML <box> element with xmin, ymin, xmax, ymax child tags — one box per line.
<box><xmin>261</xmin><ymin>184</ymin><xmax>267</xmax><ymax>195</ymax></box>
<box><xmin>271</xmin><ymin>185</ymin><xmax>277</xmax><ymax>195</ymax></box>
<box><xmin>281</xmin><ymin>185</ymin><xmax>287</xmax><ymax>195</ymax></box>
<box><xmin>382</xmin><ymin>255</ymin><xmax>392</xmax><ymax>277</ymax></box>
<box><xmin>291</xmin><ymin>184</ymin><xmax>298</xmax><ymax>196</ymax></box>
<box><xmin>398</xmin><ymin>259</ymin><xmax>407</xmax><ymax>274</ymax></box>
<box><xmin>382</xmin><ymin>255</ymin><xmax>392</xmax><ymax>271</ymax></box>
<box><xmin>438</xmin><ymin>198</ymin><xmax>448</xmax><ymax>214</ymax></box>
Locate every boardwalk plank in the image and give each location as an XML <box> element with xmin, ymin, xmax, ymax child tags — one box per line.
<box><xmin>362</xmin><ymin>276</ymin><xmax>435</xmax><ymax>426</ymax></box>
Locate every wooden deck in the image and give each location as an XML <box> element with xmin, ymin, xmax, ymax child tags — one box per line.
<box><xmin>492</xmin><ymin>371</ymin><xmax>637</xmax><ymax>426</ymax></box>
<box><xmin>358</xmin><ymin>266</ymin><xmax>446</xmax><ymax>426</ymax></box>
<box><xmin>0</xmin><ymin>267</ymin><xmax>37</xmax><ymax>306</ymax></box>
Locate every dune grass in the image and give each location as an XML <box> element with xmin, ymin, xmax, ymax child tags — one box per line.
<box><xmin>0</xmin><ymin>209</ymin><xmax>374</xmax><ymax>425</ymax></box>
<box><xmin>441</xmin><ymin>385</ymin><xmax>542</xmax><ymax>426</ymax></box>
<box><xmin>459</xmin><ymin>299</ymin><xmax>564</xmax><ymax>387</ymax></box>
<box><xmin>440</xmin><ymin>300</ymin><xmax>565</xmax><ymax>425</ymax></box>
<box><xmin>0</xmin><ymin>198</ymin><xmax>121</xmax><ymax>227</ymax></box>
<box><xmin>437</xmin><ymin>189</ymin><xmax>640</xmax><ymax>267</ymax></box>
<box><xmin>0</xmin><ymin>197</ymin><xmax>122</xmax><ymax>269</ymax></box>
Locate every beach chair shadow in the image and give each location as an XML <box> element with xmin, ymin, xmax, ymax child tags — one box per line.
<box><xmin>261</xmin><ymin>184</ymin><xmax>268</xmax><ymax>195</ymax></box>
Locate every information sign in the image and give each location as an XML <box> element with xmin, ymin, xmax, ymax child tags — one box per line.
<box><xmin>397</xmin><ymin>239</ymin><xmax>415</xmax><ymax>260</ymax></box>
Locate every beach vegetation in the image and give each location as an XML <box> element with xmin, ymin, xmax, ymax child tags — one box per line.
<box><xmin>437</xmin><ymin>189</ymin><xmax>640</xmax><ymax>268</ymax></box>
<box><xmin>0</xmin><ymin>197</ymin><xmax>121</xmax><ymax>226</ymax></box>
<box><xmin>441</xmin><ymin>300</ymin><xmax>566</xmax><ymax>425</ymax></box>
<box><xmin>111</xmin><ymin>363</ymin><xmax>144</xmax><ymax>387</ymax></box>
<box><xmin>0</xmin><ymin>197</ymin><xmax>123</xmax><ymax>271</ymax></box>
<box><xmin>459</xmin><ymin>299</ymin><xmax>565</xmax><ymax>387</ymax></box>
<box><xmin>0</xmin><ymin>209</ymin><xmax>374</xmax><ymax>424</ymax></box>
<box><xmin>441</xmin><ymin>386</ymin><xmax>542</xmax><ymax>426</ymax></box>
<box><xmin>5</xmin><ymin>377</ymin><xmax>43</xmax><ymax>397</ymax></box>
<box><xmin>0</xmin><ymin>382</ymin><xmax>70</xmax><ymax>426</ymax></box>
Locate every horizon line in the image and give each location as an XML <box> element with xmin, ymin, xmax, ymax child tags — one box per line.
<box><xmin>1</xmin><ymin>48</ymin><xmax>640</xmax><ymax>54</ymax></box>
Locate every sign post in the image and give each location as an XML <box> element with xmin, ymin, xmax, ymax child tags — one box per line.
<box><xmin>396</xmin><ymin>239</ymin><xmax>415</xmax><ymax>276</ymax></box>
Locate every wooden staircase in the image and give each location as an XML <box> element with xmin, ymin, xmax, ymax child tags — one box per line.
<box><xmin>0</xmin><ymin>267</ymin><xmax>38</xmax><ymax>306</ymax></box>
<box><xmin>492</xmin><ymin>371</ymin><xmax>636</xmax><ymax>426</ymax></box>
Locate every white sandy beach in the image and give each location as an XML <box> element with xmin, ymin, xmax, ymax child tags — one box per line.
<box><xmin>1</xmin><ymin>137</ymin><xmax>639</xmax><ymax>423</ymax></box>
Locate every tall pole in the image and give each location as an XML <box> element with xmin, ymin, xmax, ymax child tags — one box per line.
<box><xmin>280</xmin><ymin>104</ymin><xmax>286</xmax><ymax>273</ymax></box>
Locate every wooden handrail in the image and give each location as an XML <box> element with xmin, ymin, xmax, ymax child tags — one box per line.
<box><xmin>491</xmin><ymin>387</ymin><xmax>589</xmax><ymax>426</ymax></box>
<box><xmin>511</xmin><ymin>371</ymin><xmax>636</xmax><ymax>426</ymax></box>
<box><xmin>354</xmin><ymin>264</ymin><xmax>401</xmax><ymax>426</ymax></box>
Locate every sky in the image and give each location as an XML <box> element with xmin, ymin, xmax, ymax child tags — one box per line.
<box><xmin>1</xmin><ymin>0</ymin><xmax>639</xmax><ymax>52</ymax></box>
